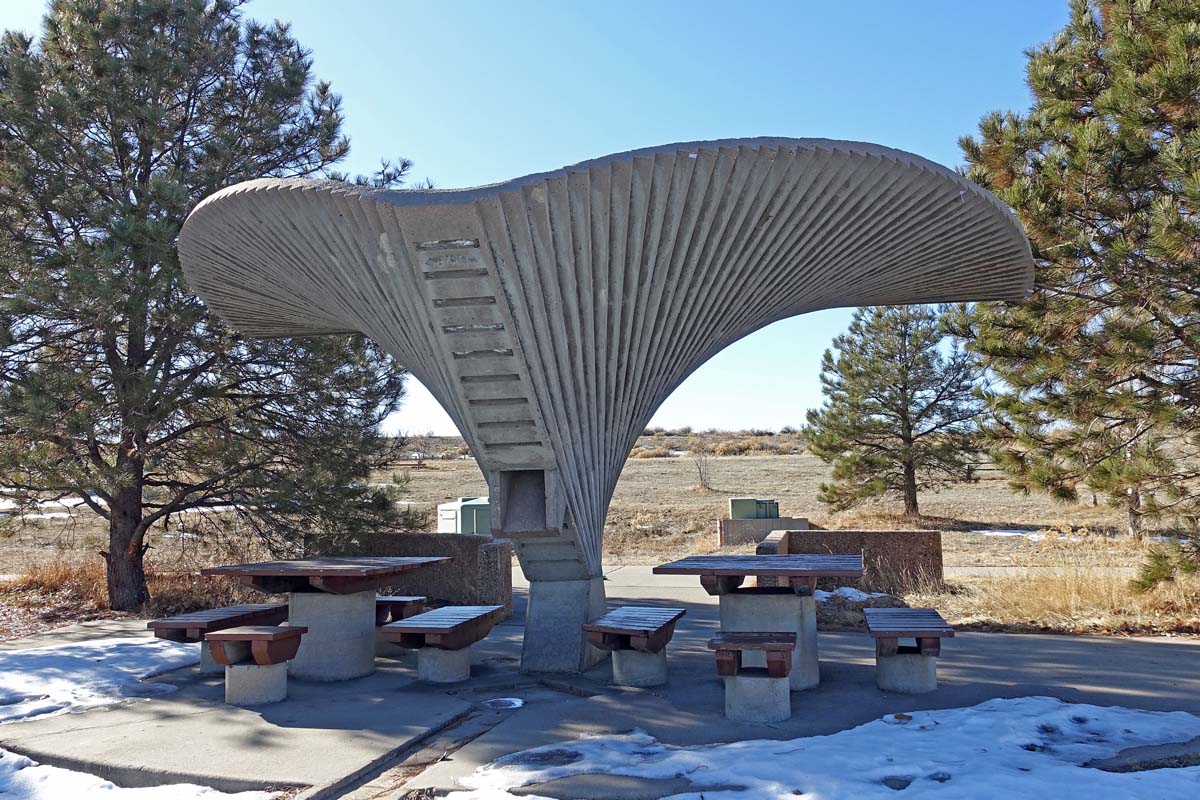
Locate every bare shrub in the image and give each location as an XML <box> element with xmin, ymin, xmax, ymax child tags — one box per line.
<box><xmin>629</xmin><ymin>447</ymin><xmax>672</xmax><ymax>459</ymax></box>
<box><xmin>689</xmin><ymin>438</ymin><xmax>713</xmax><ymax>490</ymax></box>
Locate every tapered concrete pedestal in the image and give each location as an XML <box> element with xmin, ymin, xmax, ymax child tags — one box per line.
<box><xmin>612</xmin><ymin>649</ymin><xmax>668</xmax><ymax>688</ymax></box>
<box><xmin>719</xmin><ymin>590</ymin><xmax>818</xmax><ymax>689</ymax></box>
<box><xmin>225</xmin><ymin>662</ymin><xmax>287</xmax><ymax>706</ymax></box>
<box><xmin>288</xmin><ymin>590</ymin><xmax>377</xmax><ymax>681</ymax></box>
<box><xmin>417</xmin><ymin>647</ymin><xmax>472</xmax><ymax>683</ymax></box>
<box><xmin>724</xmin><ymin>672</ymin><xmax>791</xmax><ymax>722</ymax></box>
<box><xmin>199</xmin><ymin>641</ymin><xmax>224</xmax><ymax>675</ymax></box>
<box><xmin>521</xmin><ymin>576</ymin><xmax>607</xmax><ymax>673</ymax></box>
<box><xmin>876</xmin><ymin>649</ymin><xmax>938</xmax><ymax>694</ymax></box>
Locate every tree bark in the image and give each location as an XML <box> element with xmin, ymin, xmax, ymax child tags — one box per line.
<box><xmin>1126</xmin><ymin>488</ymin><xmax>1143</xmax><ymax>540</ymax></box>
<box><xmin>104</xmin><ymin>482</ymin><xmax>149</xmax><ymax>611</ymax></box>
<box><xmin>903</xmin><ymin>459</ymin><xmax>920</xmax><ymax>517</ymax></box>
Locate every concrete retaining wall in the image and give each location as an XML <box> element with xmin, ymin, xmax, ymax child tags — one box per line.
<box><xmin>757</xmin><ymin>529</ymin><xmax>942</xmax><ymax>593</ymax></box>
<box><xmin>717</xmin><ymin>517</ymin><xmax>808</xmax><ymax>546</ymax></box>
<box><xmin>339</xmin><ymin>532</ymin><xmax>512</xmax><ymax>617</ymax></box>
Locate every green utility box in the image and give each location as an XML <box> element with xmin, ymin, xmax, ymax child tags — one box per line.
<box><xmin>728</xmin><ymin>497</ymin><xmax>779</xmax><ymax>520</ymax></box>
<box><xmin>437</xmin><ymin>496</ymin><xmax>492</xmax><ymax>535</ymax></box>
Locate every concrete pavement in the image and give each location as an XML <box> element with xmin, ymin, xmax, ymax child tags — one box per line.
<box><xmin>1</xmin><ymin>566</ymin><xmax>1198</xmax><ymax>799</ymax></box>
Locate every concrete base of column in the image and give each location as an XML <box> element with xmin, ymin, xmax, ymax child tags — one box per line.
<box><xmin>521</xmin><ymin>576</ymin><xmax>607</xmax><ymax>673</ymax></box>
<box><xmin>876</xmin><ymin>651</ymin><xmax>938</xmax><ymax>694</ymax></box>
<box><xmin>719</xmin><ymin>591</ymin><xmax>819</xmax><ymax>690</ymax></box>
<box><xmin>417</xmin><ymin>646</ymin><xmax>472</xmax><ymax>683</ymax></box>
<box><xmin>287</xmin><ymin>590</ymin><xmax>377</xmax><ymax>681</ymax></box>
<box><xmin>199</xmin><ymin>641</ymin><xmax>224</xmax><ymax>675</ymax></box>
<box><xmin>612</xmin><ymin>648</ymin><xmax>668</xmax><ymax>687</ymax></box>
<box><xmin>723</xmin><ymin>672</ymin><xmax>790</xmax><ymax>722</ymax></box>
<box><xmin>225</xmin><ymin>662</ymin><xmax>287</xmax><ymax>706</ymax></box>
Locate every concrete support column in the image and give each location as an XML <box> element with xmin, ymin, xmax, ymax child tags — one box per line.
<box><xmin>417</xmin><ymin>646</ymin><xmax>472</xmax><ymax>683</ymax></box>
<box><xmin>876</xmin><ymin>651</ymin><xmax>938</xmax><ymax>694</ymax></box>
<box><xmin>225</xmin><ymin>663</ymin><xmax>288</xmax><ymax>706</ymax></box>
<box><xmin>287</xmin><ymin>590</ymin><xmax>377</xmax><ymax>681</ymax></box>
<box><xmin>521</xmin><ymin>576</ymin><xmax>607</xmax><ymax>673</ymax></box>
<box><xmin>718</xmin><ymin>590</ymin><xmax>819</xmax><ymax>690</ymax></box>
<box><xmin>723</xmin><ymin>674</ymin><xmax>791</xmax><ymax>722</ymax></box>
<box><xmin>199</xmin><ymin>640</ymin><xmax>224</xmax><ymax>675</ymax></box>
<box><xmin>612</xmin><ymin>649</ymin><xmax>668</xmax><ymax>687</ymax></box>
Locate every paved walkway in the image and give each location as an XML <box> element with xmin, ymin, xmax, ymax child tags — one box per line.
<box><xmin>0</xmin><ymin>567</ymin><xmax>1197</xmax><ymax>799</ymax></box>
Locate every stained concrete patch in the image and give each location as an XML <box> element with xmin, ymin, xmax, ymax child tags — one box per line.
<box><xmin>1086</xmin><ymin>736</ymin><xmax>1200</xmax><ymax>773</ymax></box>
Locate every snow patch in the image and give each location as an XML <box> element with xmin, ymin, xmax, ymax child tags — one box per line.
<box><xmin>814</xmin><ymin>586</ymin><xmax>888</xmax><ymax>603</ymax></box>
<box><xmin>0</xmin><ymin>747</ymin><xmax>271</xmax><ymax>799</ymax></box>
<box><xmin>445</xmin><ymin>697</ymin><xmax>1200</xmax><ymax>799</ymax></box>
<box><xmin>0</xmin><ymin>637</ymin><xmax>199</xmax><ymax>724</ymax></box>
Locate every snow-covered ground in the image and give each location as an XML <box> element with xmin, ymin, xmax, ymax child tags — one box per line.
<box><xmin>0</xmin><ymin>749</ymin><xmax>272</xmax><ymax>799</ymax></box>
<box><xmin>445</xmin><ymin>697</ymin><xmax>1200</xmax><ymax>799</ymax></box>
<box><xmin>0</xmin><ymin>637</ymin><xmax>198</xmax><ymax>724</ymax></box>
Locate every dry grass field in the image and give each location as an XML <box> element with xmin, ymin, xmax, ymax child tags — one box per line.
<box><xmin>2</xmin><ymin>447</ymin><xmax>1197</xmax><ymax>638</ymax></box>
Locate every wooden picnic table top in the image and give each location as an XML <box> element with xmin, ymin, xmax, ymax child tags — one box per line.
<box><xmin>202</xmin><ymin>556</ymin><xmax>449</xmax><ymax>595</ymax></box>
<box><xmin>653</xmin><ymin>554</ymin><xmax>864</xmax><ymax>578</ymax></box>
<box><xmin>202</xmin><ymin>556</ymin><xmax>447</xmax><ymax>578</ymax></box>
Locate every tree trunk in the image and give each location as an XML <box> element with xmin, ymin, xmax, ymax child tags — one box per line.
<box><xmin>902</xmin><ymin>459</ymin><xmax>919</xmax><ymax>517</ymax></box>
<box><xmin>1126</xmin><ymin>488</ymin><xmax>1143</xmax><ymax>540</ymax></box>
<box><xmin>104</xmin><ymin>484</ymin><xmax>149</xmax><ymax>611</ymax></box>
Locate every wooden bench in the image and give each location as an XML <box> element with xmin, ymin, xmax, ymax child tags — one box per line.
<box><xmin>707</xmin><ymin>633</ymin><xmax>796</xmax><ymax>722</ymax></box>
<box><xmin>381</xmin><ymin>605</ymin><xmax>504</xmax><ymax>683</ymax></box>
<box><xmin>708</xmin><ymin>633</ymin><xmax>796</xmax><ymax>679</ymax></box>
<box><xmin>148</xmin><ymin>603</ymin><xmax>289</xmax><ymax>674</ymax></box>
<box><xmin>204</xmin><ymin>625</ymin><xmax>307</xmax><ymax>706</ymax></box>
<box><xmin>864</xmin><ymin>607</ymin><xmax>953</xmax><ymax>694</ymax></box>
<box><xmin>148</xmin><ymin>603</ymin><xmax>289</xmax><ymax>643</ymax></box>
<box><xmin>583</xmin><ymin>607</ymin><xmax>686</xmax><ymax>687</ymax></box>
<box><xmin>375</xmin><ymin>595</ymin><xmax>426</xmax><ymax>625</ymax></box>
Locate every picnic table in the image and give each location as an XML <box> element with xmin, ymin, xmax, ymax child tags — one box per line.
<box><xmin>653</xmin><ymin>554</ymin><xmax>865</xmax><ymax>689</ymax></box>
<box><xmin>203</xmin><ymin>556</ymin><xmax>447</xmax><ymax>681</ymax></box>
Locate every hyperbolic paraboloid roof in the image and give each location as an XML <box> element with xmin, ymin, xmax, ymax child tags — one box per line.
<box><xmin>179</xmin><ymin>138</ymin><xmax>1034</xmax><ymax>575</ymax></box>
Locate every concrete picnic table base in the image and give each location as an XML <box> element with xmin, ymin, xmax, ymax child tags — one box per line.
<box><xmin>288</xmin><ymin>590</ymin><xmax>377</xmax><ymax>681</ymax></box>
<box><xmin>717</xmin><ymin>591</ymin><xmax>818</xmax><ymax>690</ymax></box>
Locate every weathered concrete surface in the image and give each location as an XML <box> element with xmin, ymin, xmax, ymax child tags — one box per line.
<box><xmin>225</xmin><ymin>661</ymin><xmax>288</xmax><ymax>705</ymax></box>
<box><xmin>179</xmin><ymin>139</ymin><xmax>1035</xmax><ymax>672</ymax></box>
<box><xmin>417</xmin><ymin>645</ymin><xmax>471</xmax><ymax>683</ymax></box>
<box><xmin>521</xmin><ymin>575</ymin><xmax>607</xmax><ymax>673</ymax></box>
<box><xmin>288</xmin><ymin>589</ymin><xmax>377</xmax><ymax>681</ymax></box>
<box><xmin>758</xmin><ymin>528</ymin><xmax>944</xmax><ymax>592</ymax></box>
<box><xmin>717</xmin><ymin>517</ymin><xmax>808</xmax><ymax>546</ymax></box>
<box><xmin>724</xmin><ymin>673</ymin><xmax>790</xmax><ymax>722</ymax></box>
<box><xmin>876</xmin><ymin>651</ymin><xmax>939</xmax><ymax>694</ymax></box>
<box><xmin>611</xmin><ymin>648</ymin><xmax>668</xmax><ymax>688</ymax></box>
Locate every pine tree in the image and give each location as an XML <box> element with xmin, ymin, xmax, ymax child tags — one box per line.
<box><xmin>0</xmin><ymin>0</ymin><xmax>412</xmax><ymax>610</ymax></box>
<box><xmin>804</xmin><ymin>305</ymin><xmax>983</xmax><ymax>517</ymax></box>
<box><xmin>957</xmin><ymin>0</ymin><xmax>1200</xmax><ymax>538</ymax></box>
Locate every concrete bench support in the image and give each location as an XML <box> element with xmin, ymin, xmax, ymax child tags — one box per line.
<box><xmin>417</xmin><ymin>646</ymin><xmax>472</xmax><ymax>683</ymax></box>
<box><xmin>724</xmin><ymin>671</ymin><xmax>791</xmax><ymax>723</ymax></box>
<box><xmin>865</xmin><ymin>608</ymin><xmax>953</xmax><ymax>695</ymax></box>
<box><xmin>289</xmin><ymin>590</ymin><xmax>377</xmax><ymax>681</ymax></box>
<box><xmin>583</xmin><ymin>606</ymin><xmax>686</xmax><ymax>688</ymax></box>
<box><xmin>612</xmin><ymin>649</ymin><xmax>668</xmax><ymax>688</ymax></box>
<box><xmin>226</xmin><ymin>662</ymin><xmax>288</xmax><ymax>705</ymax></box>
<box><xmin>708</xmin><ymin>633</ymin><xmax>796</xmax><ymax>723</ymax></box>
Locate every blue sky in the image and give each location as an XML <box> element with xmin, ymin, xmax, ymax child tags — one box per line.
<box><xmin>3</xmin><ymin>1</ymin><xmax>1068</xmax><ymax>436</ymax></box>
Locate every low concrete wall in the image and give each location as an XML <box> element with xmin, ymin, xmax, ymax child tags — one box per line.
<box><xmin>757</xmin><ymin>529</ymin><xmax>942</xmax><ymax>593</ymax></box>
<box><xmin>717</xmin><ymin>517</ymin><xmax>808</xmax><ymax>546</ymax></box>
<box><xmin>339</xmin><ymin>532</ymin><xmax>512</xmax><ymax>618</ymax></box>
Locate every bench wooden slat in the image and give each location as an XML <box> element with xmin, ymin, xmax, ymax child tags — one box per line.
<box><xmin>204</xmin><ymin>625</ymin><xmax>307</xmax><ymax>667</ymax></box>
<box><xmin>865</xmin><ymin>608</ymin><xmax>954</xmax><ymax>638</ymax></box>
<box><xmin>381</xmin><ymin>605</ymin><xmax>503</xmax><ymax>651</ymax></box>
<box><xmin>148</xmin><ymin>603</ymin><xmax>289</xmax><ymax>642</ymax></box>
<box><xmin>707</xmin><ymin>633</ymin><xmax>797</xmax><ymax>652</ymax></box>
<box><xmin>583</xmin><ymin>607</ymin><xmax>686</xmax><ymax>636</ymax></box>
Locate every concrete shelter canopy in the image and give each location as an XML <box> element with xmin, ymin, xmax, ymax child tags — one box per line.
<box><xmin>178</xmin><ymin>137</ymin><xmax>1034</xmax><ymax>673</ymax></box>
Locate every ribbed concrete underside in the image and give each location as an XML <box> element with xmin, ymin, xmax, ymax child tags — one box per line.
<box><xmin>179</xmin><ymin>137</ymin><xmax>1034</xmax><ymax>582</ymax></box>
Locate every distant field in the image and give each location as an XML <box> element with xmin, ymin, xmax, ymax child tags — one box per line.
<box><xmin>384</xmin><ymin>451</ymin><xmax>1145</xmax><ymax>567</ymax></box>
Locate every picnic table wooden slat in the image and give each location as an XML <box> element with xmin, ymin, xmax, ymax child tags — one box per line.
<box><xmin>653</xmin><ymin>554</ymin><xmax>865</xmax><ymax>576</ymax></box>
